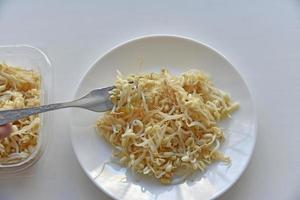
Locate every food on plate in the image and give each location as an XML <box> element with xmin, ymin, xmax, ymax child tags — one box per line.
<box><xmin>0</xmin><ymin>64</ymin><xmax>40</xmax><ymax>164</ymax></box>
<box><xmin>96</xmin><ymin>69</ymin><xmax>239</xmax><ymax>184</ymax></box>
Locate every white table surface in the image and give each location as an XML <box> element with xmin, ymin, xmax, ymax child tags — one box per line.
<box><xmin>0</xmin><ymin>0</ymin><xmax>299</xmax><ymax>199</ymax></box>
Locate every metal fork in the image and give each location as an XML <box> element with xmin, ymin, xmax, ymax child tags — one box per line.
<box><xmin>0</xmin><ymin>86</ymin><xmax>114</xmax><ymax>125</ymax></box>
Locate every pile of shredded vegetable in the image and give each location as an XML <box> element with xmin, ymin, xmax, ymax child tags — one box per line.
<box><xmin>0</xmin><ymin>63</ymin><xmax>40</xmax><ymax>164</ymax></box>
<box><xmin>96</xmin><ymin>69</ymin><xmax>239</xmax><ymax>184</ymax></box>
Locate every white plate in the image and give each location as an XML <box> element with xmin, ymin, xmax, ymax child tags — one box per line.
<box><xmin>70</xmin><ymin>35</ymin><xmax>256</xmax><ymax>200</ymax></box>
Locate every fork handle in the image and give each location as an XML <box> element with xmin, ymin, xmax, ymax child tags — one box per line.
<box><xmin>0</xmin><ymin>102</ymin><xmax>72</xmax><ymax>125</ymax></box>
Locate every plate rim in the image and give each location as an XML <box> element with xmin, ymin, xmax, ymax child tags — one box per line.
<box><xmin>70</xmin><ymin>34</ymin><xmax>257</xmax><ymax>200</ymax></box>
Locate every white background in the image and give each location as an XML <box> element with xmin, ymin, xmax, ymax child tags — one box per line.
<box><xmin>0</xmin><ymin>0</ymin><xmax>300</xmax><ymax>199</ymax></box>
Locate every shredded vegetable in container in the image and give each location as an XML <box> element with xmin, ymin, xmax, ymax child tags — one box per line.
<box><xmin>96</xmin><ymin>69</ymin><xmax>239</xmax><ymax>184</ymax></box>
<box><xmin>0</xmin><ymin>64</ymin><xmax>40</xmax><ymax>164</ymax></box>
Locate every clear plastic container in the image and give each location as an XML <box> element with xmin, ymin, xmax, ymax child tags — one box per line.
<box><xmin>0</xmin><ymin>45</ymin><xmax>53</xmax><ymax>174</ymax></box>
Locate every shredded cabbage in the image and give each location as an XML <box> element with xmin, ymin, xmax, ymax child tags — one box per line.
<box><xmin>96</xmin><ymin>69</ymin><xmax>239</xmax><ymax>184</ymax></box>
<box><xmin>0</xmin><ymin>64</ymin><xmax>40</xmax><ymax>164</ymax></box>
